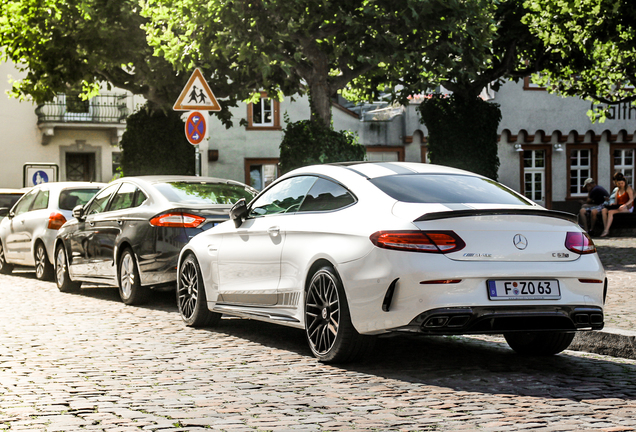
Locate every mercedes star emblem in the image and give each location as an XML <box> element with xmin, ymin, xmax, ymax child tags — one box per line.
<box><xmin>513</xmin><ymin>234</ymin><xmax>528</xmax><ymax>250</ymax></box>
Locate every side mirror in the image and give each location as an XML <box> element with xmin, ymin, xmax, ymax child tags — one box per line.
<box><xmin>230</xmin><ymin>198</ymin><xmax>248</xmax><ymax>228</ymax></box>
<box><xmin>0</xmin><ymin>207</ymin><xmax>8</xmax><ymax>217</ymax></box>
<box><xmin>72</xmin><ymin>204</ymin><xmax>86</xmax><ymax>220</ymax></box>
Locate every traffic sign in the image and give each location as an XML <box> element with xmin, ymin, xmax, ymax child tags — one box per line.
<box><xmin>173</xmin><ymin>68</ymin><xmax>221</xmax><ymax>112</ymax></box>
<box><xmin>185</xmin><ymin>111</ymin><xmax>207</xmax><ymax>145</ymax></box>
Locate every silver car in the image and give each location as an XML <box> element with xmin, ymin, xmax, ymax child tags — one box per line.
<box><xmin>0</xmin><ymin>182</ymin><xmax>104</xmax><ymax>280</ymax></box>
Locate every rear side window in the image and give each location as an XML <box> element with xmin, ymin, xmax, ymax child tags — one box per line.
<box><xmin>154</xmin><ymin>182</ymin><xmax>256</xmax><ymax>205</ymax></box>
<box><xmin>59</xmin><ymin>188</ymin><xmax>102</xmax><ymax>210</ymax></box>
<box><xmin>370</xmin><ymin>174</ymin><xmax>532</xmax><ymax>205</ymax></box>
<box><xmin>299</xmin><ymin>178</ymin><xmax>355</xmax><ymax>212</ymax></box>
<box><xmin>109</xmin><ymin>183</ymin><xmax>138</xmax><ymax>211</ymax></box>
<box><xmin>32</xmin><ymin>190</ymin><xmax>49</xmax><ymax>210</ymax></box>
<box><xmin>0</xmin><ymin>193</ymin><xmax>23</xmax><ymax>209</ymax></box>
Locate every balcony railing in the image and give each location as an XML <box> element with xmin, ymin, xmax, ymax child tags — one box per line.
<box><xmin>36</xmin><ymin>93</ymin><xmax>130</xmax><ymax>124</ymax></box>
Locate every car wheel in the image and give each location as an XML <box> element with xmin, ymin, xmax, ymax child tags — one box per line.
<box><xmin>34</xmin><ymin>242</ymin><xmax>54</xmax><ymax>281</ymax></box>
<box><xmin>177</xmin><ymin>253</ymin><xmax>221</xmax><ymax>327</ymax></box>
<box><xmin>504</xmin><ymin>331</ymin><xmax>575</xmax><ymax>356</ymax></box>
<box><xmin>304</xmin><ymin>265</ymin><xmax>375</xmax><ymax>363</ymax></box>
<box><xmin>0</xmin><ymin>241</ymin><xmax>13</xmax><ymax>275</ymax></box>
<box><xmin>55</xmin><ymin>244</ymin><xmax>81</xmax><ymax>293</ymax></box>
<box><xmin>118</xmin><ymin>248</ymin><xmax>149</xmax><ymax>305</ymax></box>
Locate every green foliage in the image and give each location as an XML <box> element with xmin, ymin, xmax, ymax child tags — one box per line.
<box><xmin>119</xmin><ymin>105</ymin><xmax>195</xmax><ymax>176</ymax></box>
<box><xmin>279</xmin><ymin>120</ymin><xmax>366</xmax><ymax>174</ymax></box>
<box><xmin>144</xmin><ymin>0</ymin><xmax>486</xmax><ymax>127</ymax></box>
<box><xmin>0</xmin><ymin>0</ymin><xmax>240</xmax><ymax>126</ymax></box>
<box><xmin>419</xmin><ymin>95</ymin><xmax>501</xmax><ymax>180</ymax></box>
<box><xmin>523</xmin><ymin>0</ymin><xmax>636</xmax><ymax>119</ymax></box>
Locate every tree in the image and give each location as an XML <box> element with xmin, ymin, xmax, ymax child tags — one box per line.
<box><xmin>143</xmin><ymin>0</ymin><xmax>490</xmax><ymax>128</ymax></box>
<box><xmin>523</xmin><ymin>0</ymin><xmax>636</xmax><ymax>119</ymax></box>
<box><xmin>0</xmin><ymin>0</ymin><xmax>262</xmax><ymax>126</ymax></box>
<box><xmin>119</xmin><ymin>104</ymin><xmax>195</xmax><ymax>175</ymax></box>
<box><xmin>345</xmin><ymin>0</ymin><xmax>561</xmax><ymax>178</ymax></box>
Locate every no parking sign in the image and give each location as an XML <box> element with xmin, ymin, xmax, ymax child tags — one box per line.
<box><xmin>185</xmin><ymin>111</ymin><xmax>206</xmax><ymax>145</ymax></box>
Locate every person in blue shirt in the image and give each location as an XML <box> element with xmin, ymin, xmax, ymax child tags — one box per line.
<box><xmin>579</xmin><ymin>178</ymin><xmax>609</xmax><ymax>234</ymax></box>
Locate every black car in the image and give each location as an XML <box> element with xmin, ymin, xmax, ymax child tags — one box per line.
<box><xmin>54</xmin><ymin>175</ymin><xmax>257</xmax><ymax>304</ymax></box>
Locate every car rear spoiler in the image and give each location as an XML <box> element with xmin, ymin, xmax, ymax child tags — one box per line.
<box><xmin>414</xmin><ymin>208</ymin><xmax>578</xmax><ymax>223</ymax></box>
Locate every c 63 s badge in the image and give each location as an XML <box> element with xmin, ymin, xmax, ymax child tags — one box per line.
<box><xmin>552</xmin><ymin>253</ymin><xmax>570</xmax><ymax>258</ymax></box>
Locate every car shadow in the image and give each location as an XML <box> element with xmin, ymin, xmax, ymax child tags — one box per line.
<box><xmin>200</xmin><ymin>317</ymin><xmax>636</xmax><ymax>402</ymax></box>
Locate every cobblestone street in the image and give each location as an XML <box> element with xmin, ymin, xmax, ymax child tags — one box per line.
<box><xmin>1</xmin><ymin>236</ymin><xmax>636</xmax><ymax>431</ymax></box>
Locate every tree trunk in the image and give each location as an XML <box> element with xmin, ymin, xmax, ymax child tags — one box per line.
<box><xmin>307</xmin><ymin>79</ymin><xmax>333</xmax><ymax>128</ymax></box>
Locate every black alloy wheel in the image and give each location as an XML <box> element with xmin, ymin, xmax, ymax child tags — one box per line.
<box><xmin>34</xmin><ymin>242</ymin><xmax>54</xmax><ymax>281</ymax></box>
<box><xmin>0</xmin><ymin>241</ymin><xmax>13</xmax><ymax>275</ymax></box>
<box><xmin>55</xmin><ymin>244</ymin><xmax>81</xmax><ymax>293</ymax></box>
<box><xmin>177</xmin><ymin>253</ymin><xmax>220</xmax><ymax>327</ymax></box>
<box><xmin>305</xmin><ymin>265</ymin><xmax>374</xmax><ymax>363</ymax></box>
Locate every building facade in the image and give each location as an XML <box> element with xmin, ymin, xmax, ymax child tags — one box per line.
<box><xmin>2</xmin><ymin>57</ymin><xmax>635</xmax><ymax>214</ymax></box>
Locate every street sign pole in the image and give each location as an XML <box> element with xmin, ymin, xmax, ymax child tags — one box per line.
<box><xmin>195</xmin><ymin>145</ymin><xmax>201</xmax><ymax>176</ymax></box>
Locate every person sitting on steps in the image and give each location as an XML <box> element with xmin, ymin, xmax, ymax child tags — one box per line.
<box><xmin>600</xmin><ymin>172</ymin><xmax>634</xmax><ymax>237</ymax></box>
<box><xmin>578</xmin><ymin>178</ymin><xmax>608</xmax><ymax>235</ymax></box>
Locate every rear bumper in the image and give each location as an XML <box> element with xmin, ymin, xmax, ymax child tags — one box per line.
<box><xmin>398</xmin><ymin>305</ymin><xmax>604</xmax><ymax>335</ymax></box>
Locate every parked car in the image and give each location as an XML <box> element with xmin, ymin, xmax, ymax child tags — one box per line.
<box><xmin>0</xmin><ymin>182</ymin><xmax>104</xmax><ymax>279</ymax></box>
<box><xmin>54</xmin><ymin>175</ymin><xmax>257</xmax><ymax>305</ymax></box>
<box><xmin>176</xmin><ymin>162</ymin><xmax>607</xmax><ymax>363</ymax></box>
<box><xmin>0</xmin><ymin>188</ymin><xmax>29</xmax><ymax>221</ymax></box>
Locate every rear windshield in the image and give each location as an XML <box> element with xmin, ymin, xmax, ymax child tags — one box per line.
<box><xmin>0</xmin><ymin>193</ymin><xmax>23</xmax><ymax>209</ymax></box>
<box><xmin>154</xmin><ymin>182</ymin><xmax>256</xmax><ymax>205</ymax></box>
<box><xmin>59</xmin><ymin>188</ymin><xmax>102</xmax><ymax>210</ymax></box>
<box><xmin>369</xmin><ymin>174</ymin><xmax>532</xmax><ymax>205</ymax></box>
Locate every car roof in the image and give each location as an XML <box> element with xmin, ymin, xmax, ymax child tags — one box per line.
<box><xmin>0</xmin><ymin>188</ymin><xmax>29</xmax><ymax>194</ymax></box>
<box><xmin>32</xmin><ymin>182</ymin><xmax>106</xmax><ymax>191</ymax></box>
<box><xmin>287</xmin><ymin>161</ymin><xmax>480</xmax><ymax>180</ymax></box>
<box><xmin>117</xmin><ymin>175</ymin><xmax>252</xmax><ymax>186</ymax></box>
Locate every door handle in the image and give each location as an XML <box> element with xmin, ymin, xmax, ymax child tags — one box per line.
<box><xmin>267</xmin><ymin>226</ymin><xmax>280</xmax><ymax>236</ymax></box>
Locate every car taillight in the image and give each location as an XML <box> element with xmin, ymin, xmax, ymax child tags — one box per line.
<box><xmin>47</xmin><ymin>212</ymin><xmax>67</xmax><ymax>230</ymax></box>
<box><xmin>369</xmin><ymin>230</ymin><xmax>466</xmax><ymax>254</ymax></box>
<box><xmin>149</xmin><ymin>212</ymin><xmax>206</xmax><ymax>228</ymax></box>
<box><xmin>565</xmin><ymin>232</ymin><xmax>596</xmax><ymax>254</ymax></box>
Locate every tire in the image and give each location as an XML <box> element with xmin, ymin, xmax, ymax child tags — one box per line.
<box><xmin>304</xmin><ymin>265</ymin><xmax>375</xmax><ymax>363</ymax></box>
<box><xmin>55</xmin><ymin>244</ymin><xmax>81</xmax><ymax>293</ymax></box>
<box><xmin>34</xmin><ymin>242</ymin><xmax>54</xmax><ymax>281</ymax></box>
<box><xmin>118</xmin><ymin>248</ymin><xmax>149</xmax><ymax>305</ymax></box>
<box><xmin>0</xmin><ymin>241</ymin><xmax>13</xmax><ymax>275</ymax></box>
<box><xmin>177</xmin><ymin>253</ymin><xmax>221</xmax><ymax>327</ymax></box>
<box><xmin>504</xmin><ymin>331</ymin><xmax>575</xmax><ymax>356</ymax></box>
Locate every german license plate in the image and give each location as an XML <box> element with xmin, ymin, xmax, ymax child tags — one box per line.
<box><xmin>487</xmin><ymin>279</ymin><xmax>561</xmax><ymax>300</ymax></box>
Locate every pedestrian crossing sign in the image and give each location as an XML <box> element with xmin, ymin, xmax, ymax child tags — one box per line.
<box><xmin>173</xmin><ymin>68</ymin><xmax>221</xmax><ymax>112</ymax></box>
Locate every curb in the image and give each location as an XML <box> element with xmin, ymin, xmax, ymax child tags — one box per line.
<box><xmin>569</xmin><ymin>327</ymin><xmax>636</xmax><ymax>360</ymax></box>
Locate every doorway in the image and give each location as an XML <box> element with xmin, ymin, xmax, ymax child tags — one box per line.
<box><xmin>66</xmin><ymin>153</ymin><xmax>96</xmax><ymax>181</ymax></box>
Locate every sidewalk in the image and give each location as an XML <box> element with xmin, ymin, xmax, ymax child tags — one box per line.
<box><xmin>569</xmin><ymin>236</ymin><xmax>636</xmax><ymax>359</ymax></box>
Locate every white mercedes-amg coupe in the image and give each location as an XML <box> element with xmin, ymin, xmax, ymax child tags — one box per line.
<box><xmin>176</xmin><ymin>162</ymin><xmax>606</xmax><ymax>363</ymax></box>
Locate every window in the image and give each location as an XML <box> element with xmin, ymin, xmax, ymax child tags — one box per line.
<box><xmin>13</xmin><ymin>190</ymin><xmax>37</xmax><ymax>216</ymax></box>
<box><xmin>523</xmin><ymin>76</ymin><xmax>547</xmax><ymax>91</ymax></box>
<box><xmin>568</xmin><ymin>145</ymin><xmax>597</xmax><ymax>198</ymax></box>
<box><xmin>31</xmin><ymin>190</ymin><xmax>50</xmax><ymax>211</ymax></box>
<box><xmin>245</xmin><ymin>158</ymin><xmax>279</xmax><ymax>190</ymax></box>
<box><xmin>153</xmin><ymin>181</ymin><xmax>255</xmax><ymax>205</ymax></box>
<box><xmin>247</xmin><ymin>93</ymin><xmax>281</xmax><ymax>130</ymax></box>
<box><xmin>134</xmin><ymin>190</ymin><xmax>148</xmax><ymax>207</ymax></box>
<box><xmin>611</xmin><ymin>146</ymin><xmax>635</xmax><ymax>187</ymax></box>
<box><xmin>298</xmin><ymin>178</ymin><xmax>356</xmax><ymax>212</ymax></box>
<box><xmin>249</xmin><ymin>176</ymin><xmax>317</xmax><ymax>217</ymax></box>
<box><xmin>366</xmin><ymin>146</ymin><xmax>405</xmax><ymax>162</ymax></box>
<box><xmin>109</xmin><ymin>183</ymin><xmax>138</xmax><ymax>211</ymax></box>
<box><xmin>59</xmin><ymin>188</ymin><xmax>102</xmax><ymax>211</ymax></box>
<box><xmin>369</xmin><ymin>174</ymin><xmax>532</xmax><ymax>205</ymax></box>
<box><xmin>85</xmin><ymin>184</ymin><xmax>120</xmax><ymax>215</ymax></box>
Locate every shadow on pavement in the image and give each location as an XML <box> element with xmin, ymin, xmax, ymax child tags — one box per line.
<box><xmin>200</xmin><ymin>317</ymin><xmax>636</xmax><ymax>402</ymax></box>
